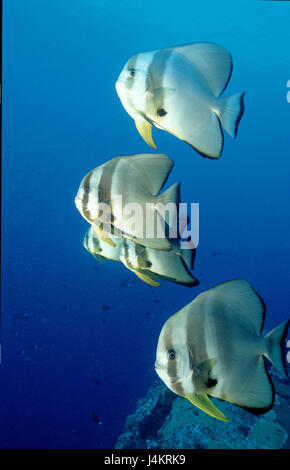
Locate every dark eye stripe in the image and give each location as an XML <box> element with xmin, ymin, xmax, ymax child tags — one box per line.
<box><xmin>163</xmin><ymin>325</ymin><xmax>177</xmax><ymax>378</ymax></box>
<box><xmin>146</xmin><ymin>49</ymin><xmax>173</xmax><ymax>114</ymax></box>
<box><xmin>126</xmin><ymin>56</ymin><xmax>138</xmax><ymax>90</ymax></box>
<box><xmin>97</xmin><ymin>163</ymin><xmax>115</xmax><ymax>224</ymax></box>
<box><xmin>82</xmin><ymin>172</ymin><xmax>92</xmax><ymax>221</ymax></box>
<box><xmin>162</xmin><ymin>322</ymin><xmax>185</xmax><ymax>396</ymax></box>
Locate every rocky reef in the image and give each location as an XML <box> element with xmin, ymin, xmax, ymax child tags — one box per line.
<box><xmin>115</xmin><ymin>366</ymin><xmax>290</xmax><ymax>449</ymax></box>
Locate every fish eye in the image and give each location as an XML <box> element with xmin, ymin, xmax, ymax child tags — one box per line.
<box><xmin>129</xmin><ymin>69</ymin><xmax>136</xmax><ymax>78</ymax></box>
<box><xmin>84</xmin><ymin>186</ymin><xmax>90</xmax><ymax>194</ymax></box>
<box><xmin>167</xmin><ymin>349</ymin><xmax>176</xmax><ymax>360</ymax></box>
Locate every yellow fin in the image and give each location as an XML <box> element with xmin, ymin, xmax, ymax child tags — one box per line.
<box><xmin>134</xmin><ymin>271</ymin><xmax>160</xmax><ymax>287</ymax></box>
<box><xmin>135</xmin><ymin>119</ymin><xmax>157</xmax><ymax>149</ymax></box>
<box><xmin>185</xmin><ymin>393</ymin><xmax>229</xmax><ymax>422</ymax></box>
<box><xmin>92</xmin><ymin>224</ymin><xmax>115</xmax><ymax>247</ymax></box>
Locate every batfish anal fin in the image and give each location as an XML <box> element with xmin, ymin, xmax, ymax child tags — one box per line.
<box><xmin>92</xmin><ymin>253</ymin><xmax>106</xmax><ymax>263</ymax></box>
<box><xmin>135</xmin><ymin>119</ymin><xmax>157</xmax><ymax>149</ymax></box>
<box><xmin>185</xmin><ymin>392</ymin><xmax>230</xmax><ymax>422</ymax></box>
<box><xmin>182</xmin><ymin>112</ymin><xmax>224</xmax><ymax>159</ymax></box>
<box><xmin>134</xmin><ymin>271</ymin><xmax>160</xmax><ymax>287</ymax></box>
<box><xmin>92</xmin><ymin>223</ymin><xmax>115</xmax><ymax>248</ymax></box>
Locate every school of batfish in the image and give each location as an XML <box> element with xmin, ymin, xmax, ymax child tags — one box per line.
<box><xmin>75</xmin><ymin>42</ymin><xmax>289</xmax><ymax>421</ymax></box>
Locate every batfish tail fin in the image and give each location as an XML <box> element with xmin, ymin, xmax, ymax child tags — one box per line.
<box><xmin>180</xmin><ymin>246</ymin><xmax>196</xmax><ymax>270</ymax></box>
<box><xmin>216</xmin><ymin>92</ymin><xmax>245</xmax><ymax>138</ymax></box>
<box><xmin>264</xmin><ymin>320</ymin><xmax>289</xmax><ymax>378</ymax></box>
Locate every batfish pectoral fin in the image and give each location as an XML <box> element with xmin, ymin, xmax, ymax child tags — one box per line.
<box><xmin>198</xmin><ymin>358</ymin><xmax>217</xmax><ymax>378</ymax></box>
<box><xmin>135</xmin><ymin>119</ymin><xmax>157</xmax><ymax>149</ymax></box>
<box><xmin>134</xmin><ymin>271</ymin><xmax>160</xmax><ymax>287</ymax></box>
<box><xmin>92</xmin><ymin>223</ymin><xmax>115</xmax><ymax>248</ymax></box>
<box><xmin>185</xmin><ymin>392</ymin><xmax>229</xmax><ymax>422</ymax></box>
<box><xmin>153</xmin><ymin>87</ymin><xmax>176</xmax><ymax>100</ymax></box>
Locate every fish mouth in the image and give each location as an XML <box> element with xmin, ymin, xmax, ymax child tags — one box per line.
<box><xmin>115</xmin><ymin>79</ymin><xmax>124</xmax><ymax>94</ymax></box>
<box><xmin>115</xmin><ymin>79</ymin><xmax>131</xmax><ymax>100</ymax></box>
<box><xmin>154</xmin><ymin>362</ymin><xmax>174</xmax><ymax>376</ymax></box>
<box><xmin>154</xmin><ymin>362</ymin><xmax>165</xmax><ymax>375</ymax></box>
<box><xmin>74</xmin><ymin>196</ymin><xmax>82</xmax><ymax>211</ymax></box>
<box><xmin>155</xmin><ymin>364</ymin><xmax>181</xmax><ymax>387</ymax></box>
<box><xmin>154</xmin><ymin>363</ymin><xmax>169</xmax><ymax>383</ymax></box>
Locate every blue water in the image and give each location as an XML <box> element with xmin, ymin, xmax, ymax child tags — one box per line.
<box><xmin>1</xmin><ymin>0</ymin><xmax>290</xmax><ymax>449</ymax></box>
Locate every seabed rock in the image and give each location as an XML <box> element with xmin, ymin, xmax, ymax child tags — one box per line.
<box><xmin>115</xmin><ymin>366</ymin><xmax>290</xmax><ymax>449</ymax></box>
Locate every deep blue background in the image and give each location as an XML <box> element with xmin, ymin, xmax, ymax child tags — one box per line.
<box><xmin>1</xmin><ymin>0</ymin><xmax>290</xmax><ymax>448</ymax></box>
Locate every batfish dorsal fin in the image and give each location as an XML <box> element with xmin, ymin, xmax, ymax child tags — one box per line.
<box><xmin>174</xmin><ymin>42</ymin><xmax>232</xmax><ymax>97</ymax></box>
<box><xmin>198</xmin><ymin>358</ymin><xmax>217</xmax><ymax>379</ymax></box>
<box><xmin>135</xmin><ymin>119</ymin><xmax>157</xmax><ymax>149</ymax></box>
<box><xmin>185</xmin><ymin>392</ymin><xmax>229</xmax><ymax>422</ymax></box>
<box><xmin>180</xmin><ymin>245</ymin><xmax>196</xmax><ymax>270</ymax></box>
<box><xmin>199</xmin><ymin>280</ymin><xmax>265</xmax><ymax>334</ymax></box>
<box><xmin>128</xmin><ymin>153</ymin><xmax>174</xmax><ymax>196</ymax></box>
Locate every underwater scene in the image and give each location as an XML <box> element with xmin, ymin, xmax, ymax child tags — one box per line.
<box><xmin>1</xmin><ymin>0</ymin><xmax>290</xmax><ymax>450</ymax></box>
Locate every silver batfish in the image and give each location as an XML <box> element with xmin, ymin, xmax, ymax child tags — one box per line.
<box><xmin>75</xmin><ymin>153</ymin><xmax>180</xmax><ymax>251</ymax></box>
<box><xmin>155</xmin><ymin>280</ymin><xmax>289</xmax><ymax>421</ymax></box>
<box><xmin>116</xmin><ymin>42</ymin><xmax>245</xmax><ymax>159</ymax></box>
<box><xmin>84</xmin><ymin>226</ymin><xmax>198</xmax><ymax>288</ymax></box>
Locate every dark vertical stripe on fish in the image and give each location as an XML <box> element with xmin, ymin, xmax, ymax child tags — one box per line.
<box><xmin>126</xmin><ymin>55</ymin><xmax>138</xmax><ymax>91</ymax></box>
<box><xmin>122</xmin><ymin>238</ymin><xmax>134</xmax><ymax>270</ymax></box>
<box><xmin>163</xmin><ymin>322</ymin><xmax>184</xmax><ymax>396</ymax></box>
<box><xmin>92</xmin><ymin>230</ymin><xmax>100</xmax><ymax>253</ymax></box>
<box><xmin>98</xmin><ymin>161</ymin><xmax>117</xmax><ymax>223</ymax></box>
<box><xmin>135</xmin><ymin>244</ymin><xmax>152</xmax><ymax>270</ymax></box>
<box><xmin>82</xmin><ymin>171</ymin><xmax>93</xmax><ymax>221</ymax></box>
<box><xmin>146</xmin><ymin>49</ymin><xmax>173</xmax><ymax>115</ymax></box>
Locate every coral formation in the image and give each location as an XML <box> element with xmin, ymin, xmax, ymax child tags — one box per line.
<box><xmin>115</xmin><ymin>366</ymin><xmax>289</xmax><ymax>449</ymax></box>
